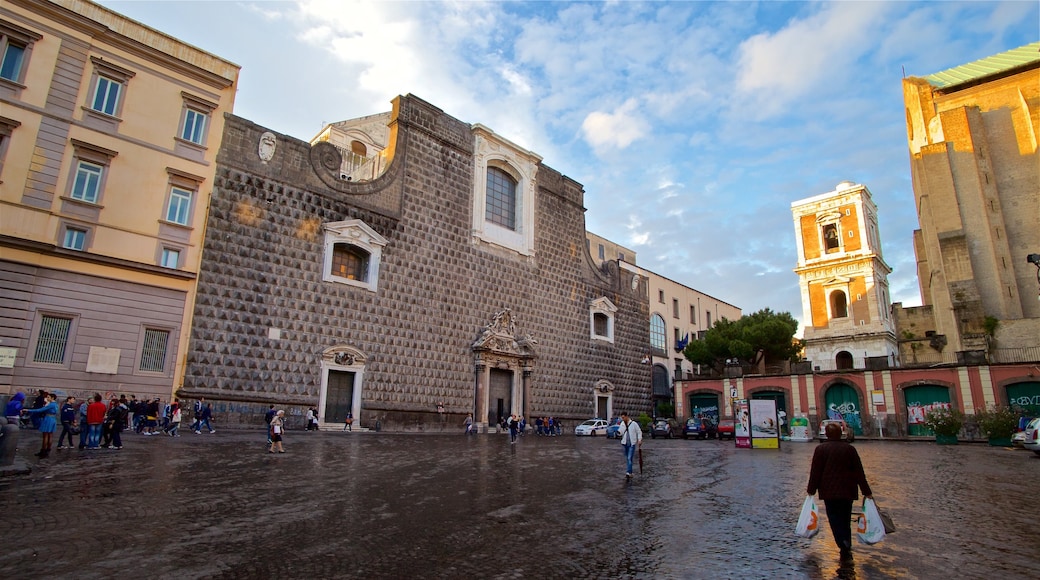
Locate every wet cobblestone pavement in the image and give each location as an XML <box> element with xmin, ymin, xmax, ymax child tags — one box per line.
<box><xmin>2</xmin><ymin>429</ymin><xmax>1039</xmax><ymax>579</ymax></box>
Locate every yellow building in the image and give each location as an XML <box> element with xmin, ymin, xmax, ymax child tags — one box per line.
<box><xmin>0</xmin><ymin>0</ymin><xmax>238</xmax><ymax>401</ymax></box>
<box><xmin>792</xmin><ymin>181</ymin><xmax>898</xmax><ymax>371</ymax></box>
<box><xmin>901</xmin><ymin>42</ymin><xmax>1039</xmax><ymax>358</ymax></box>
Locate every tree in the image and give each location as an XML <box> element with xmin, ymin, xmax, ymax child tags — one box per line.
<box><xmin>684</xmin><ymin>308</ymin><xmax>800</xmax><ymax>374</ymax></box>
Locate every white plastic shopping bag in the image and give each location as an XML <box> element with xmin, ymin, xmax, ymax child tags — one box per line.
<box><xmin>856</xmin><ymin>498</ymin><xmax>887</xmax><ymax>545</ymax></box>
<box><xmin>795</xmin><ymin>495</ymin><xmax>819</xmax><ymax>538</ymax></box>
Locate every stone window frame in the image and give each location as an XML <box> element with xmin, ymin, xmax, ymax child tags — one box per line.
<box><xmin>160</xmin><ymin>167</ymin><xmax>204</xmax><ymax>230</ymax></box>
<box><xmin>60</xmin><ymin>222</ymin><xmax>92</xmax><ymax>251</ymax></box>
<box><xmin>0</xmin><ymin>116</ymin><xmax>20</xmax><ymax>183</ymax></box>
<box><xmin>27</xmin><ymin>310</ymin><xmax>79</xmax><ymax>369</ymax></box>
<box><xmin>158</xmin><ymin>245</ymin><xmax>183</xmax><ymax>269</ymax></box>
<box><xmin>322</xmin><ymin>219</ymin><xmax>388</xmax><ymax>292</ymax></box>
<box><xmin>134</xmin><ymin>324</ymin><xmax>175</xmax><ymax>376</ymax></box>
<box><xmin>471</xmin><ymin>125</ymin><xmax>539</xmax><ymax>257</ymax></box>
<box><xmin>82</xmin><ymin>56</ymin><xmax>136</xmax><ymax>129</ymax></box>
<box><xmin>589</xmin><ymin>297</ymin><xmax>617</xmax><ymax>343</ymax></box>
<box><xmin>177</xmin><ymin>92</ymin><xmax>217</xmax><ymax>148</ymax></box>
<box><xmin>63</xmin><ymin>139</ymin><xmax>118</xmax><ymax>208</ymax></box>
<box><xmin>0</xmin><ymin>19</ymin><xmax>42</xmax><ymax>96</ymax></box>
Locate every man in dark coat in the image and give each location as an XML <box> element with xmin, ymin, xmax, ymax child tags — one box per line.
<box><xmin>807</xmin><ymin>422</ymin><xmax>873</xmax><ymax>562</ymax></box>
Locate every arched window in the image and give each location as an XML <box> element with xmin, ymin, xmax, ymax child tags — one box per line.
<box><xmin>822</xmin><ymin>223</ymin><xmax>840</xmax><ymax>251</ymax></box>
<box><xmin>350</xmin><ymin>140</ymin><xmax>367</xmax><ymax>156</ymax></box>
<box><xmin>485</xmin><ymin>166</ymin><xmax>517</xmax><ymax>230</ymax></box>
<box><xmin>836</xmin><ymin>351</ymin><xmax>854</xmax><ymax>370</ymax></box>
<box><xmin>331</xmin><ymin>244</ymin><xmax>369</xmax><ymax>282</ymax></box>
<box><xmin>831</xmin><ymin>290</ymin><xmax>848</xmax><ymax>318</ymax></box>
<box><xmin>650</xmin><ymin>314</ymin><xmax>667</xmax><ymax>355</ymax></box>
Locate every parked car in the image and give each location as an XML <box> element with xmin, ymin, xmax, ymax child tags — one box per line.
<box><xmin>1012</xmin><ymin>416</ymin><xmax>1034</xmax><ymax>448</ymax></box>
<box><xmin>650</xmin><ymin>418</ymin><xmax>678</xmax><ymax>439</ymax></box>
<box><xmin>818</xmin><ymin>419</ymin><xmax>855</xmax><ymax>442</ymax></box>
<box><xmin>1023</xmin><ymin>417</ymin><xmax>1040</xmax><ymax>456</ymax></box>
<box><xmin>574</xmin><ymin>418</ymin><xmax>608</xmax><ymax>436</ymax></box>
<box><xmin>605</xmin><ymin>417</ymin><xmax>622</xmax><ymax>439</ymax></box>
<box><xmin>683</xmin><ymin>417</ymin><xmax>714</xmax><ymax>439</ymax></box>
<box><xmin>716</xmin><ymin>419</ymin><xmax>735</xmax><ymax>440</ymax></box>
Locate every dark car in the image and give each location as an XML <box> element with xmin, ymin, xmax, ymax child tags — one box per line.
<box><xmin>716</xmin><ymin>419</ymin><xmax>735</xmax><ymax>439</ymax></box>
<box><xmin>683</xmin><ymin>417</ymin><xmax>714</xmax><ymax>439</ymax></box>
<box><xmin>650</xmin><ymin>418</ymin><xmax>678</xmax><ymax>439</ymax></box>
<box><xmin>605</xmin><ymin>417</ymin><xmax>622</xmax><ymax>439</ymax></box>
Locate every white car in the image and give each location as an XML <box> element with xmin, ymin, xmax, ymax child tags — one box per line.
<box><xmin>1023</xmin><ymin>417</ymin><xmax>1040</xmax><ymax>456</ymax></box>
<box><xmin>574</xmin><ymin>418</ymin><xmax>608</xmax><ymax>436</ymax></box>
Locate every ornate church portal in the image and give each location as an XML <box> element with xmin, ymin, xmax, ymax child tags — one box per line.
<box><xmin>472</xmin><ymin>310</ymin><xmax>537</xmax><ymax>427</ymax></box>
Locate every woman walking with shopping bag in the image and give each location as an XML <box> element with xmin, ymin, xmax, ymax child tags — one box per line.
<box><xmin>806</xmin><ymin>422</ymin><xmax>873</xmax><ymax>563</ymax></box>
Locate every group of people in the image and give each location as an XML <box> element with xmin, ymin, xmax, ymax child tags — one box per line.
<box><xmin>3</xmin><ymin>389</ymin><xmax>218</xmax><ymax>459</ymax></box>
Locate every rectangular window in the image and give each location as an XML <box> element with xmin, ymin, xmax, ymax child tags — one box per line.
<box><xmin>690</xmin><ymin>305</ymin><xmax>696</xmax><ymax>324</ymax></box>
<box><xmin>91</xmin><ymin>75</ymin><xmax>122</xmax><ymax>116</ymax></box>
<box><xmin>63</xmin><ymin>227</ymin><xmax>86</xmax><ymax>250</ymax></box>
<box><xmin>71</xmin><ymin>161</ymin><xmax>103</xmax><ymax>203</ymax></box>
<box><xmin>673</xmin><ymin>298</ymin><xmax>679</xmax><ymax>318</ymax></box>
<box><xmin>33</xmin><ymin>315</ymin><xmax>71</xmax><ymax>363</ymax></box>
<box><xmin>166</xmin><ymin>187</ymin><xmax>192</xmax><ymax>225</ymax></box>
<box><xmin>0</xmin><ymin>40</ymin><xmax>25</xmax><ymax>81</ymax></box>
<box><xmin>619</xmin><ymin>252</ymin><xmax>625</xmax><ymax>262</ymax></box>
<box><xmin>181</xmin><ymin>108</ymin><xmax>207</xmax><ymax>144</ymax></box>
<box><xmin>160</xmin><ymin>248</ymin><xmax>180</xmax><ymax>268</ymax></box>
<box><xmin>598</xmin><ymin>244</ymin><xmax>605</xmax><ymax>260</ymax></box>
<box><xmin>139</xmin><ymin>328</ymin><xmax>170</xmax><ymax>372</ymax></box>
<box><xmin>658</xmin><ymin>289</ymin><xmax>665</xmax><ymax>303</ymax></box>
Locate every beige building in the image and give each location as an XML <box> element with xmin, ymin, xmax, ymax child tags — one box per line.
<box><xmin>792</xmin><ymin>181</ymin><xmax>897</xmax><ymax>371</ymax></box>
<box><xmin>901</xmin><ymin>42</ymin><xmax>1039</xmax><ymax>359</ymax></box>
<box><xmin>0</xmin><ymin>0</ymin><xmax>239</xmax><ymax>401</ymax></box>
<box><xmin>586</xmin><ymin>230</ymin><xmax>636</xmax><ymax>267</ymax></box>
<box><xmin>621</xmin><ymin>260</ymin><xmax>741</xmax><ymax>417</ymax></box>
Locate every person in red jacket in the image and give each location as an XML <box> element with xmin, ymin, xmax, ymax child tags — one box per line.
<box><xmin>86</xmin><ymin>393</ymin><xmax>107</xmax><ymax>449</ymax></box>
<box><xmin>806</xmin><ymin>422</ymin><xmax>873</xmax><ymax>563</ymax></box>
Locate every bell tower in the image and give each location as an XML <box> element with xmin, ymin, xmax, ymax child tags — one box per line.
<box><xmin>792</xmin><ymin>182</ymin><xmax>897</xmax><ymax>371</ymax></box>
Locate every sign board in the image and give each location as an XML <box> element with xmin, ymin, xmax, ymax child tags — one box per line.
<box><xmin>735</xmin><ymin>399</ymin><xmax>751</xmax><ymax>448</ymax></box>
<box><xmin>86</xmin><ymin>347</ymin><xmax>120</xmax><ymax>374</ymax></box>
<box><xmin>0</xmin><ymin>347</ymin><xmax>16</xmax><ymax>368</ymax></box>
<box><xmin>872</xmin><ymin>390</ymin><xmax>885</xmax><ymax>405</ymax></box>
<box><xmin>730</xmin><ymin>386</ymin><xmax>737</xmax><ymax>398</ymax></box>
<box><xmin>750</xmin><ymin>398</ymin><xmax>780</xmax><ymax>449</ymax></box>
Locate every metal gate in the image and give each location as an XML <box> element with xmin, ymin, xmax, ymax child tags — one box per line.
<box><xmin>904</xmin><ymin>384</ymin><xmax>950</xmax><ymax>436</ymax></box>
<box><xmin>823</xmin><ymin>383</ymin><xmax>863</xmax><ymax>435</ymax></box>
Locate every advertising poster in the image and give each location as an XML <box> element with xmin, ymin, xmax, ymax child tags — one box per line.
<box><xmin>750</xmin><ymin>399</ymin><xmax>779</xmax><ymax>449</ymax></box>
<box><xmin>789</xmin><ymin>416</ymin><xmax>812</xmax><ymax>442</ymax></box>
<box><xmin>735</xmin><ymin>399</ymin><xmax>751</xmax><ymax>448</ymax></box>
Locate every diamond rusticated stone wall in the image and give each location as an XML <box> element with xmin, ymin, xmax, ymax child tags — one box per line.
<box><xmin>181</xmin><ymin>95</ymin><xmax>651</xmax><ymax>431</ymax></box>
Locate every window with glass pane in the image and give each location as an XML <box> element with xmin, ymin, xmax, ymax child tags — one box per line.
<box><xmin>331</xmin><ymin>243</ymin><xmax>369</xmax><ymax>281</ymax></box>
<box><xmin>650</xmin><ymin>314</ymin><xmax>667</xmax><ymax>354</ymax></box>
<box><xmin>1</xmin><ymin>41</ymin><xmax>25</xmax><ymax>81</ymax></box>
<box><xmin>166</xmin><ymin>187</ymin><xmax>192</xmax><ymax>225</ymax></box>
<box><xmin>91</xmin><ymin>75</ymin><xmax>121</xmax><ymax>115</ymax></box>
<box><xmin>63</xmin><ymin>228</ymin><xmax>86</xmax><ymax>250</ymax></box>
<box><xmin>485</xmin><ymin>167</ymin><xmax>516</xmax><ymax>230</ymax></box>
<box><xmin>33</xmin><ymin>315</ymin><xmax>71</xmax><ymax>363</ymax></box>
<box><xmin>593</xmin><ymin>313</ymin><xmax>609</xmax><ymax>337</ymax></box>
<box><xmin>161</xmin><ymin>248</ymin><xmax>180</xmax><ymax>268</ymax></box>
<box><xmin>139</xmin><ymin>328</ymin><xmax>169</xmax><ymax>372</ymax></box>
<box><xmin>71</xmin><ymin>161</ymin><xmax>102</xmax><ymax>203</ymax></box>
<box><xmin>181</xmin><ymin>108</ymin><xmax>207</xmax><ymax>144</ymax></box>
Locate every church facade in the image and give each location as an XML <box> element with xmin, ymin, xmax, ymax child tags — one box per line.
<box><xmin>179</xmin><ymin>95</ymin><xmax>652</xmax><ymax>430</ymax></box>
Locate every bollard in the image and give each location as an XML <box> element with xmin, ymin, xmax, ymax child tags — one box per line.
<box><xmin>0</xmin><ymin>417</ymin><xmax>19</xmax><ymax>467</ymax></box>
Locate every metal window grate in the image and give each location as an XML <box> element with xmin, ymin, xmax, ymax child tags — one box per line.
<box><xmin>140</xmin><ymin>328</ymin><xmax>169</xmax><ymax>372</ymax></box>
<box><xmin>34</xmin><ymin>316</ymin><xmax>71</xmax><ymax>363</ymax></box>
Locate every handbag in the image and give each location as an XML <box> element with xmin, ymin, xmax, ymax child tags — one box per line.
<box><xmin>856</xmin><ymin>498</ymin><xmax>887</xmax><ymax>544</ymax></box>
<box><xmin>795</xmin><ymin>495</ymin><xmax>820</xmax><ymax>538</ymax></box>
<box><xmin>874</xmin><ymin>500</ymin><xmax>896</xmax><ymax>533</ymax></box>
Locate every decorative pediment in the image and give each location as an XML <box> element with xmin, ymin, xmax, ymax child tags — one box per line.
<box><xmin>323</xmin><ymin>345</ymin><xmax>366</xmax><ymax>367</ymax></box>
<box><xmin>595</xmin><ymin>380</ymin><xmax>615</xmax><ymax>393</ymax></box>
<box><xmin>816</xmin><ymin>210</ymin><xmax>842</xmax><ymax>223</ymax></box>
<box><xmin>472</xmin><ymin>309</ymin><xmax>537</xmax><ymax>358</ymax></box>
<box><xmin>590</xmin><ymin>296</ymin><xmax>617</xmax><ymax>313</ymax></box>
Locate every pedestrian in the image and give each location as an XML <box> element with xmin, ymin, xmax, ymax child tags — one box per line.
<box><xmin>102</xmin><ymin>397</ymin><xmax>128</xmax><ymax>449</ymax></box>
<box><xmin>29</xmin><ymin>389</ymin><xmax>46</xmax><ymax>429</ymax></box>
<box><xmin>269</xmin><ymin>410</ymin><xmax>286</xmax><ymax>453</ymax></box>
<box><xmin>86</xmin><ymin>393</ymin><xmax>107</xmax><ymax>449</ymax></box>
<box><xmin>464</xmin><ymin>412</ymin><xmax>474</xmax><ymax>435</ymax></box>
<box><xmin>165</xmin><ymin>399</ymin><xmax>182</xmax><ymax>437</ymax></box>
<box><xmin>618</xmin><ymin>412</ymin><xmax>643</xmax><ymax>478</ymax></box>
<box><xmin>4</xmin><ymin>391</ymin><xmax>25</xmax><ymax>425</ymax></box>
<box><xmin>305</xmin><ymin>408</ymin><xmax>315</xmax><ymax>431</ymax></box>
<box><xmin>343</xmin><ymin>411</ymin><xmax>353</xmax><ymax>432</ymax></box>
<box><xmin>265</xmin><ymin>405</ymin><xmax>277</xmax><ymax>442</ymax></box>
<box><xmin>195</xmin><ymin>403</ymin><xmax>215</xmax><ymax>434</ymax></box>
<box><xmin>77</xmin><ymin>398</ymin><xmax>90</xmax><ymax>449</ymax></box>
<box><xmin>508</xmin><ymin>414</ymin><xmax>520</xmax><ymax>444</ymax></box>
<box><xmin>191</xmin><ymin>397</ymin><xmax>205</xmax><ymax>432</ymax></box>
<box><xmin>57</xmin><ymin>396</ymin><xmax>77</xmax><ymax>449</ymax></box>
<box><xmin>806</xmin><ymin>422</ymin><xmax>874</xmax><ymax>564</ymax></box>
<box><xmin>22</xmin><ymin>391</ymin><xmax>58</xmax><ymax>458</ymax></box>
<box><xmin>310</xmin><ymin>408</ymin><xmax>320</xmax><ymax>431</ymax></box>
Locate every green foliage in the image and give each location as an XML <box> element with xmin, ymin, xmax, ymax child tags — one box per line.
<box><xmin>683</xmin><ymin>308</ymin><xmax>800</xmax><ymax>372</ymax></box>
<box><xmin>983</xmin><ymin>316</ymin><xmax>1000</xmax><ymax>337</ymax></box>
<box><xmin>923</xmin><ymin>407</ymin><xmax>965</xmax><ymax>437</ymax></box>
<box><xmin>973</xmin><ymin>405</ymin><xmax>1019</xmax><ymax>439</ymax></box>
<box><xmin>636</xmin><ymin>413</ymin><xmax>652</xmax><ymax>432</ymax></box>
<box><xmin>656</xmin><ymin>402</ymin><xmax>675</xmax><ymax>418</ymax></box>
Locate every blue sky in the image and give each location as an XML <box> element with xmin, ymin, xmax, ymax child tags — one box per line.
<box><xmin>100</xmin><ymin>0</ymin><xmax>1039</xmax><ymax>330</ymax></box>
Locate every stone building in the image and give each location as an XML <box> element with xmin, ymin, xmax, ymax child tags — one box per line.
<box><xmin>792</xmin><ymin>181</ymin><xmax>897</xmax><ymax>372</ymax></box>
<box><xmin>180</xmin><ymin>95</ymin><xmax>652</xmax><ymax>430</ymax></box>
<box><xmin>0</xmin><ymin>0</ymin><xmax>238</xmax><ymax>402</ymax></box>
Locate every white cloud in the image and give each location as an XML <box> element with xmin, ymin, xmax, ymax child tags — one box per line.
<box><xmin>581</xmin><ymin>99</ymin><xmax>649</xmax><ymax>153</ymax></box>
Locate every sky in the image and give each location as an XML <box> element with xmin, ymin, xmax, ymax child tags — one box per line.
<box><xmin>99</xmin><ymin>0</ymin><xmax>1039</xmax><ymax>332</ymax></box>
